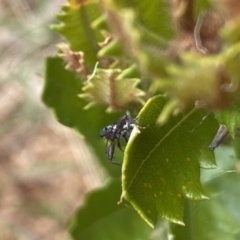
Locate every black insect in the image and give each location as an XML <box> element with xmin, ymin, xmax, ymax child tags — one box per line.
<box><xmin>100</xmin><ymin>114</ymin><xmax>139</xmax><ymax>165</ymax></box>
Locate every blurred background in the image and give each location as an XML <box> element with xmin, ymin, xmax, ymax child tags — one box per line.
<box><xmin>0</xmin><ymin>1</ymin><xmax>104</xmax><ymax>239</ymax></box>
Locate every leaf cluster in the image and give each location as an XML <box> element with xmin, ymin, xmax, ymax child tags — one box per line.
<box><xmin>42</xmin><ymin>0</ymin><xmax>240</xmax><ymax>239</ymax></box>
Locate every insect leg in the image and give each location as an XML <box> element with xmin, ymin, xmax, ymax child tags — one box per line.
<box><xmin>108</xmin><ymin>141</ymin><xmax>121</xmax><ymax>166</ymax></box>
<box><xmin>105</xmin><ymin>139</ymin><xmax>109</xmax><ymax>155</ymax></box>
<box><xmin>107</xmin><ymin>141</ymin><xmax>115</xmax><ymax>160</ymax></box>
<box><xmin>117</xmin><ymin>139</ymin><xmax>124</xmax><ymax>152</ymax></box>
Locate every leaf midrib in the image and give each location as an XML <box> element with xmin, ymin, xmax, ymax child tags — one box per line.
<box><xmin>126</xmin><ymin>108</ymin><xmax>196</xmax><ymax>191</ymax></box>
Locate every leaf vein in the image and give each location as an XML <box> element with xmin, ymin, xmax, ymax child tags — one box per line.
<box><xmin>127</xmin><ymin>108</ymin><xmax>196</xmax><ymax>191</ymax></box>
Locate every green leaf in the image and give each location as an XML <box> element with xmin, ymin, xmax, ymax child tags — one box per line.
<box><xmin>42</xmin><ymin>56</ymin><xmax>122</xmax><ymax>177</ymax></box>
<box><xmin>194</xmin><ymin>0</ymin><xmax>212</xmax><ymax>17</ymax></box>
<box><xmin>122</xmin><ymin>95</ymin><xmax>219</xmax><ymax>227</ymax></box>
<box><xmin>79</xmin><ymin>68</ymin><xmax>145</xmax><ymax>111</ymax></box>
<box><xmin>100</xmin><ymin>0</ymin><xmax>171</xmax><ymax>76</ymax></box>
<box><xmin>52</xmin><ymin>0</ymin><xmax>102</xmax><ymax>67</ymax></box>
<box><xmin>171</xmin><ymin>145</ymin><xmax>240</xmax><ymax>240</ymax></box>
<box><xmin>205</xmin><ymin>146</ymin><xmax>240</xmax><ymax>225</ymax></box>
<box><xmin>98</xmin><ymin>39</ymin><xmax>125</xmax><ymax>58</ymax></box>
<box><xmin>171</xmin><ymin>196</ymin><xmax>239</xmax><ymax>240</ymax></box>
<box><xmin>232</xmin><ymin>137</ymin><xmax>240</xmax><ymax>159</ymax></box>
<box><xmin>69</xmin><ymin>180</ymin><xmax>152</xmax><ymax>240</ymax></box>
<box><xmin>154</xmin><ymin>53</ymin><xmax>221</xmax><ymax>106</ymax></box>
<box><xmin>104</xmin><ymin>0</ymin><xmax>174</xmax><ymax>39</ymax></box>
<box><xmin>214</xmin><ymin>98</ymin><xmax>240</xmax><ymax>137</ymax></box>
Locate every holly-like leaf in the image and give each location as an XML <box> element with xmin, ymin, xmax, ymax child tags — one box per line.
<box><xmin>69</xmin><ymin>180</ymin><xmax>152</xmax><ymax>240</ymax></box>
<box><xmin>122</xmin><ymin>95</ymin><xmax>219</xmax><ymax>227</ymax></box>
<box><xmin>79</xmin><ymin>68</ymin><xmax>145</xmax><ymax>111</ymax></box>
<box><xmin>42</xmin><ymin>56</ymin><xmax>122</xmax><ymax>177</ymax></box>
<box><xmin>100</xmin><ymin>0</ymin><xmax>171</xmax><ymax>77</ymax></box>
<box><xmin>52</xmin><ymin>0</ymin><xmax>102</xmax><ymax>67</ymax></box>
<box><xmin>101</xmin><ymin>0</ymin><xmax>174</xmax><ymax>40</ymax></box>
<box><xmin>171</xmin><ymin>145</ymin><xmax>240</xmax><ymax>240</ymax></box>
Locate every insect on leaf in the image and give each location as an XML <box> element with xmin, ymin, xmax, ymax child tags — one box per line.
<box><xmin>122</xmin><ymin>95</ymin><xmax>219</xmax><ymax>227</ymax></box>
<box><xmin>42</xmin><ymin>56</ymin><xmax>121</xmax><ymax>177</ymax></box>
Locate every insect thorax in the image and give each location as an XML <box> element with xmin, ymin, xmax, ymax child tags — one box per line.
<box><xmin>100</xmin><ymin>122</ymin><xmax>134</xmax><ymax>140</ymax></box>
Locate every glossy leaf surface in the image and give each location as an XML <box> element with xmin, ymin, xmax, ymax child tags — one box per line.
<box><xmin>122</xmin><ymin>95</ymin><xmax>219</xmax><ymax>226</ymax></box>
<box><xmin>69</xmin><ymin>180</ymin><xmax>152</xmax><ymax>240</ymax></box>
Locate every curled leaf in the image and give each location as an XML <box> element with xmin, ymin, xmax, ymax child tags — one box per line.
<box><xmin>58</xmin><ymin>43</ymin><xmax>89</xmax><ymax>79</ymax></box>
